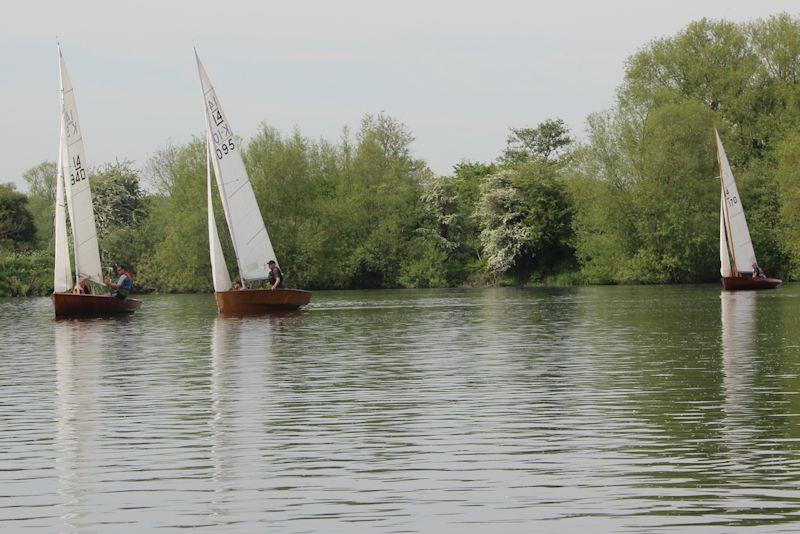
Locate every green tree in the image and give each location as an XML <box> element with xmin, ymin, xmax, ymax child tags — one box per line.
<box><xmin>90</xmin><ymin>161</ymin><xmax>150</xmax><ymax>275</ymax></box>
<box><xmin>138</xmin><ymin>140</ymin><xmax>216</xmax><ymax>292</ymax></box>
<box><xmin>501</xmin><ymin>118</ymin><xmax>572</xmax><ymax>165</ymax></box>
<box><xmin>22</xmin><ymin>161</ymin><xmax>57</xmax><ymax>248</ymax></box>
<box><xmin>0</xmin><ymin>184</ymin><xmax>36</xmax><ymax>249</ymax></box>
<box><xmin>477</xmin><ymin>164</ymin><xmax>574</xmax><ymax>284</ymax></box>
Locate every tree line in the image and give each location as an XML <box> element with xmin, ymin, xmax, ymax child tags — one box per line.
<box><xmin>3</xmin><ymin>14</ymin><xmax>800</xmax><ymax>296</ymax></box>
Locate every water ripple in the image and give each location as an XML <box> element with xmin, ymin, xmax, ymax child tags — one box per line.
<box><xmin>1</xmin><ymin>287</ymin><xmax>800</xmax><ymax>531</ymax></box>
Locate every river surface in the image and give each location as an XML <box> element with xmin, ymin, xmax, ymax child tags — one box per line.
<box><xmin>2</xmin><ymin>285</ymin><xmax>800</xmax><ymax>532</ymax></box>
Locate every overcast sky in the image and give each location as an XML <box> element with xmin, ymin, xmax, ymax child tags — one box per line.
<box><xmin>1</xmin><ymin>1</ymin><xmax>798</xmax><ymax>190</ymax></box>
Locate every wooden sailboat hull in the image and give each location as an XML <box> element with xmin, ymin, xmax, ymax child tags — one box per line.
<box><xmin>721</xmin><ymin>276</ymin><xmax>782</xmax><ymax>290</ymax></box>
<box><xmin>53</xmin><ymin>293</ymin><xmax>142</xmax><ymax>317</ymax></box>
<box><xmin>214</xmin><ymin>288</ymin><xmax>311</xmax><ymax>314</ymax></box>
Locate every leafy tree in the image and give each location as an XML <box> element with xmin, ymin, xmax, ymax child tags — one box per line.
<box><xmin>774</xmin><ymin>132</ymin><xmax>800</xmax><ymax>277</ymax></box>
<box><xmin>138</xmin><ymin>139</ymin><xmax>215</xmax><ymax>292</ymax></box>
<box><xmin>23</xmin><ymin>161</ymin><xmax>57</xmax><ymax>202</ymax></box>
<box><xmin>501</xmin><ymin>119</ymin><xmax>572</xmax><ymax>165</ymax></box>
<box><xmin>91</xmin><ymin>161</ymin><xmax>148</xmax><ymax>237</ymax></box>
<box><xmin>477</xmin><ymin>164</ymin><xmax>574</xmax><ymax>283</ymax></box>
<box><xmin>571</xmin><ymin>13</ymin><xmax>800</xmax><ymax>283</ymax></box>
<box><xmin>0</xmin><ymin>184</ymin><xmax>36</xmax><ymax>249</ymax></box>
<box><xmin>628</xmin><ymin>102</ymin><xmax>718</xmax><ymax>282</ymax></box>
<box><xmin>89</xmin><ymin>161</ymin><xmax>149</xmax><ymax>275</ymax></box>
<box><xmin>22</xmin><ymin>161</ymin><xmax>57</xmax><ymax>248</ymax></box>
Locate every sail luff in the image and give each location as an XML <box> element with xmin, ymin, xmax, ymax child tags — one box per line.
<box><xmin>195</xmin><ymin>52</ymin><xmax>277</xmax><ymax>282</ymax></box>
<box><xmin>58</xmin><ymin>47</ymin><xmax>103</xmax><ymax>284</ymax></box>
<box><xmin>54</xmin><ymin>115</ymin><xmax>73</xmax><ymax>293</ymax></box>
<box><xmin>714</xmin><ymin>129</ymin><xmax>757</xmax><ymax>274</ymax></box>
<box><xmin>207</xmin><ymin>133</ymin><xmax>233</xmax><ymax>291</ymax></box>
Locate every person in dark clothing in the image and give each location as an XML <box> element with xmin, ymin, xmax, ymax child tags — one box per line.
<box><xmin>751</xmin><ymin>262</ymin><xmax>766</xmax><ymax>279</ymax></box>
<box><xmin>267</xmin><ymin>260</ymin><xmax>284</xmax><ymax>290</ymax></box>
<box><xmin>106</xmin><ymin>266</ymin><xmax>133</xmax><ymax>299</ymax></box>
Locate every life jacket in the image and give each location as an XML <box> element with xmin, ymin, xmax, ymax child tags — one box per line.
<box><xmin>268</xmin><ymin>266</ymin><xmax>284</xmax><ymax>284</ymax></box>
<box><xmin>119</xmin><ymin>270</ymin><xmax>134</xmax><ymax>292</ymax></box>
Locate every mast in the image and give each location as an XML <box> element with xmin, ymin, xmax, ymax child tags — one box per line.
<box><xmin>53</xmin><ymin>110</ymin><xmax>72</xmax><ymax>293</ymax></box>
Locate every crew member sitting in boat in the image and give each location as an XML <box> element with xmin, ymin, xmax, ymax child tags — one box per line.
<box><xmin>72</xmin><ymin>278</ymin><xmax>92</xmax><ymax>295</ymax></box>
<box><xmin>751</xmin><ymin>263</ymin><xmax>766</xmax><ymax>279</ymax></box>
<box><xmin>106</xmin><ymin>266</ymin><xmax>134</xmax><ymax>299</ymax></box>
<box><xmin>267</xmin><ymin>260</ymin><xmax>284</xmax><ymax>290</ymax></box>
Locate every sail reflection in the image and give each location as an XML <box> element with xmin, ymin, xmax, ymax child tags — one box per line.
<box><xmin>209</xmin><ymin>316</ymin><xmax>237</xmax><ymax>520</ymax></box>
<box><xmin>208</xmin><ymin>315</ymin><xmax>287</xmax><ymax>521</ymax></box>
<box><xmin>54</xmin><ymin>320</ymin><xmax>101</xmax><ymax>532</ymax></box>
<box><xmin>720</xmin><ymin>290</ymin><xmax>758</xmax><ymax>449</ymax></box>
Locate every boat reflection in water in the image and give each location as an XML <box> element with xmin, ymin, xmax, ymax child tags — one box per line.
<box><xmin>720</xmin><ymin>290</ymin><xmax>758</xmax><ymax>452</ymax></box>
<box><xmin>54</xmin><ymin>320</ymin><xmax>101</xmax><ymax>531</ymax></box>
<box><xmin>207</xmin><ymin>313</ymin><xmax>307</xmax><ymax>520</ymax></box>
<box><xmin>209</xmin><ymin>316</ymin><xmax>238</xmax><ymax>521</ymax></box>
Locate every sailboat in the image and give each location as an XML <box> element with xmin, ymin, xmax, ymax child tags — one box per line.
<box><xmin>715</xmin><ymin>128</ymin><xmax>781</xmax><ymax>290</ymax></box>
<box><xmin>52</xmin><ymin>47</ymin><xmax>142</xmax><ymax>317</ymax></box>
<box><xmin>195</xmin><ymin>52</ymin><xmax>311</xmax><ymax>314</ymax></box>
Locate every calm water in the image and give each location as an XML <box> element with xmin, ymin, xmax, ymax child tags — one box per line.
<box><xmin>2</xmin><ymin>285</ymin><xmax>800</xmax><ymax>532</ymax></box>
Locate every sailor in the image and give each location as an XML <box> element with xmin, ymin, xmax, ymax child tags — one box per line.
<box><xmin>72</xmin><ymin>278</ymin><xmax>92</xmax><ymax>295</ymax></box>
<box><xmin>106</xmin><ymin>266</ymin><xmax>134</xmax><ymax>299</ymax></box>
<box><xmin>267</xmin><ymin>260</ymin><xmax>284</xmax><ymax>290</ymax></box>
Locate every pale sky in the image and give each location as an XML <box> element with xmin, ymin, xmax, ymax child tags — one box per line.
<box><xmin>1</xmin><ymin>1</ymin><xmax>798</xmax><ymax>190</ymax></box>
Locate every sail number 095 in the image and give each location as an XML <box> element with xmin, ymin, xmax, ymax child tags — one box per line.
<box><xmin>216</xmin><ymin>138</ymin><xmax>235</xmax><ymax>160</ymax></box>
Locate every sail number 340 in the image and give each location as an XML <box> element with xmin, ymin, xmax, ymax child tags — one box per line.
<box><xmin>70</xmin><ymin>155</ymin><xmax>86</xmax><ymax>186</ymax></box>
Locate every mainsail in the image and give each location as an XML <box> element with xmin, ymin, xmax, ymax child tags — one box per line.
<box><xmin>195</xmin><ymin>52</ymin><xmax>277</xmax><ymax>282</ymax></box>
<box><xmin>207</xmin><ymin>134</ymin><xmax>233</xmax><ymax>291</ymax></box>
<box><xmin>53</xmin><ymin>115</ymin><xmax>73</xmax><ymax>293</ymax></box>
<box><xmin>715</xmin><ymin>129</ymin><xmax>756</xmax><ymax>275</ymax></box>
<box><xmin>58</xmin><ymin>47</ymin><xmax>103</xmax><ymax>284</ymax></box>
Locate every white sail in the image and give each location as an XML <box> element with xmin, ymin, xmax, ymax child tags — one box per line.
<box><xmin>195</xmin><ymin>52</ymin><xmax>277</xmax><ymax>282</ymax></box>
<box><xmin>58</xmin><ymin>48</ymin><xmax>103</xmax><ymax>284</ymax></box>
<box><xmin>54</xmin><ymin>116</ymin><xmax>73</xmax><ymax>293</ymax></box>
<box><xmin>207</xmin><ymin>134</ymin><xmax>233</xmax><ymax>291</ymax></box>
<box><xmin>720</xmin><ymin>195</ymin><xmax>732</xmax><ymax>278</ymax></box>
<box><xmin>715</xmin><ymin>129</ymin><xmax>757</xmax><ymax>274</ymax></box>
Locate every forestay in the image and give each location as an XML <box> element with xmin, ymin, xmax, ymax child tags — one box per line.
<box><xmin>207</xmin><ymin>134</ymin><xmax>233</xmax><ymax>291</ymax></box>
<box><xmin>715</xmin><ymin>129</ymin><xmax>756</xmax><ymax>275</ymax></box>
<box><xmin>53</xmin><ymin>116</ymin><xmax>73</xmax><ymax>293</ymax></box>
<box><xmin>58</xmin><ymin>48</ymin><xmax>103</xmax><ymax>284</ymax></box>
<box><xmin>195</xmin><ymin>53</ymin><xmax>277</xmax><ymax>282</ymax></box>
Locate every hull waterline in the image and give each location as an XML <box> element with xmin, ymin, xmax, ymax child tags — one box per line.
<box><xmin>53</xmin><ymin>293</ymin><xmax>142</xmax><ymax>317</ymax></box>
<box><xmin>214</xmin><ymin>288</ymin><xmax>311</xmax><ymax>315</ymax></box>
<box><xmin>721</xmin><ymin>276</ymin><xmax>782</xmax><ymax>290</ymax></box>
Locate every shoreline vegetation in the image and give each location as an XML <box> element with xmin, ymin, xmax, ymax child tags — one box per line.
<box><xmin>4</xmin><ymin>14</ymin><xmax>800</xmax><ymax>297</ymax></box>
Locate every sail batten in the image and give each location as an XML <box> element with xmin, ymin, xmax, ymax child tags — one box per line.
<box><xmin>196</xmin><ymin>52</ymin><xmax>277</xmax><ymax>282</ymax></box>
<box><xmin>715</xmin><ymin>129</ymin><xmax>757</xmax><ymax>275</ymax></box>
